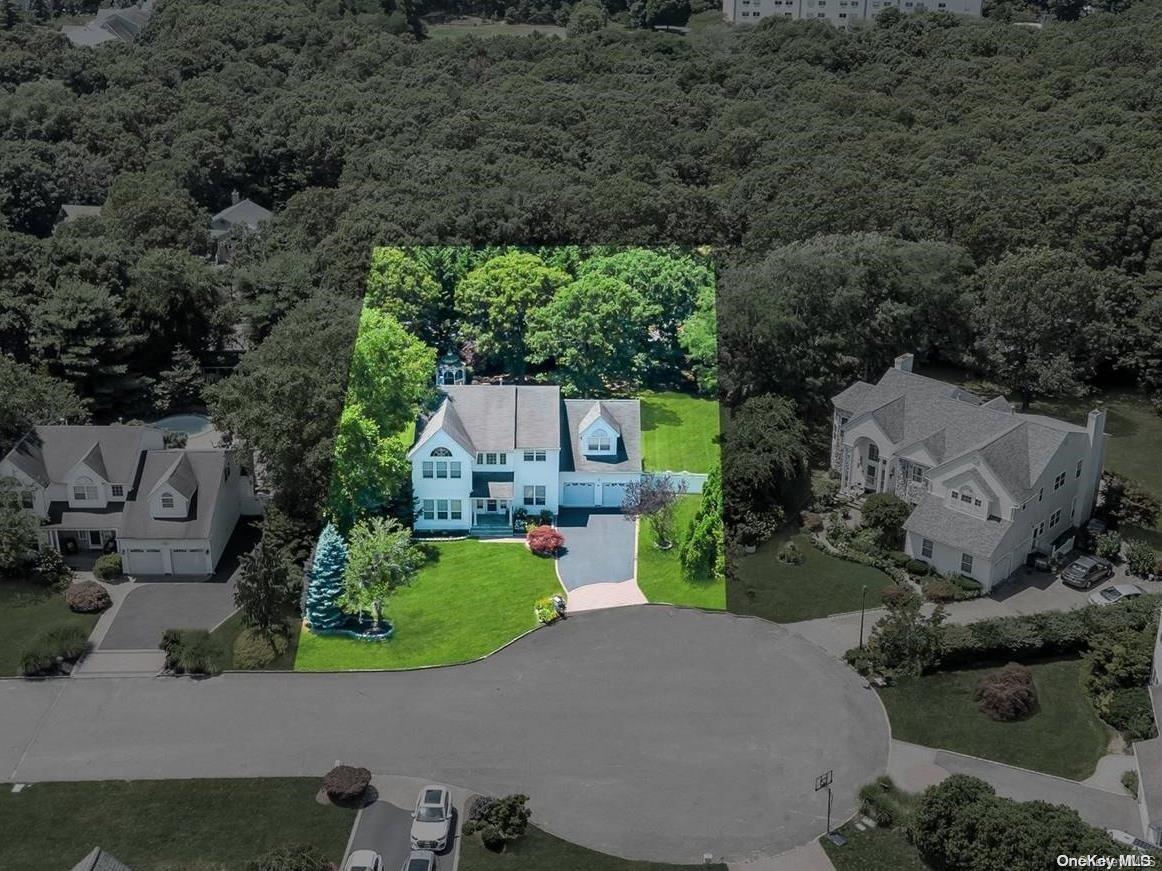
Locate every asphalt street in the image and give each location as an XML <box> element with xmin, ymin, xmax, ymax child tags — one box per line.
<box><xmin>1</xmin><ymin>606</ymin><xmax>889</xmax><ymax>864</ymax></box>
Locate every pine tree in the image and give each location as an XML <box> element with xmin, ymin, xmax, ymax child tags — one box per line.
<box><xmin>305</xmin><ymin>523</ymin><xmax>348</xmax><ymax>631</ymax></box>
<box><xmin>2</xmin><ymin>0</ymin><xmax>19</xmax><ymax>31</ymax></box>
<box><xmin>31</xmin><ymin>0</ymin><xmax>48</xmax><ymax>21</ymax></box>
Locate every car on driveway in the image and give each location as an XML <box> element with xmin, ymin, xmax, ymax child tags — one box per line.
<box><xmin>402</xmin><ymin>851</ymin><xmax>437</xmax><ymax>871</ymax></box>
<box><xmin>410</xmin><ymin>786</ymin><xmax>452</xmax><ymax>852</ymax></box>
<box><xmin>1089</xmin><ymin>583</ymin><xmax>1145</xmax><ymax>606</ymax></box>
<box><xmin>344</xmin><ymin>849</ymin><xmax>384</xmax><ymax>871</ymax></box>
<box><xmin>1060</xmin><ymin>555</ymin><xmax>1115</xmax><ymax>590</ymax></box>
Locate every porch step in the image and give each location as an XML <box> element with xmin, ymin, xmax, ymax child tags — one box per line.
<box><xmin>73</xmin><ymin>650</ymin><xmax>165</xmax><ymax>678</ymax></box>
<box><xmin>471</xmin><ymin>526</ymin><xmax>516</xmax><ymax>538</ymax></box>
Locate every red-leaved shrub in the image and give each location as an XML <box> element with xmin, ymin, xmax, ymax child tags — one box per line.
<box><xmin>975</xmin><ymin>662</ymin><xmax>1037</xmax><ymax>721</ymax></box>
<box><xmin>65</xmin><ymin>580</ymin><xmax>112</xmax><ymax>613</ymax></box>
<box><xmin>527</xmin><ymin>525</ymin><xmax>564</xmax><ymax>556</ymax></box>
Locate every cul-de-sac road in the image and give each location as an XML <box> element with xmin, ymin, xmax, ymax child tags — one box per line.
<box><xmin>0</xmin><ymin>606</ymin><xmax>889</xmax><ymax>865</ymax></box>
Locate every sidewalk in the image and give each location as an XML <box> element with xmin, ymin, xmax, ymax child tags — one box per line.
<box><xmin>888</xmin><ymin>739</ymin><xmax>1142</xmax><ymax>835</ymax></box>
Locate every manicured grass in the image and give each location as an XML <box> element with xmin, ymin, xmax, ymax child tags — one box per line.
<box><xmin>209</xmin><ymin>610</ymin><xmax>301</xmax><ymax>670</ymax></box>
<box><xmin>877</xmin><ymin>658</ymin><xmax>1109</xmax><ymax>780</ymax></box>
<box><xmin>0</xmin><ymin>581</ymin><xmax>100</xmax><ymax>675</ymax></box>
<box><xmin>0</xmin><ymin>777</ymin><xmax>355</xmax><ymax>870</ymax></box>
<box><xmin>636</xmin><ymin>494</ymin><xmax>724</xmax><ymax>610</ymax></box>
<box><xmin>294</xmin><ymin>539</ymin><xmax>561</xmax><ymax>670</ymax></box>
<box><xmin>822</xmin><ymin>826</ymin><xmax>930</xmax><ymax>871</ymax></box>
<box><xmin>640</xmin><ymin>390</ymin><xmax>720</xmax><ymax>474</ymax></box>
<box><xmin>728</xmin><ymin>532</ymin><xmax>889</xmax><ymax>623</ymax></box>
<box><xmin>459</xmin><ymin>825</ymin><xmax>725</xmax><ymax>871</ymax></box>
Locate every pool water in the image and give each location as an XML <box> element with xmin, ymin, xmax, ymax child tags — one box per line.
<box><xmin>152</xmin><ymin>414</ymin><xmax>212</xmax><ymax>436</ymax></box>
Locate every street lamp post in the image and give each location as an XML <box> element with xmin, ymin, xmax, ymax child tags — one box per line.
<box><xmin>858</xmin><ymin>584</ymin><xmax>869</xmax><ymax>649</ymax></box>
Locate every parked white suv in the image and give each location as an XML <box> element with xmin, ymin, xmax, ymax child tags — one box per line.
<box><xmin>410</xmin><ymin>785</ymin><xmax>452</xmax><ymax>852</ymax></box>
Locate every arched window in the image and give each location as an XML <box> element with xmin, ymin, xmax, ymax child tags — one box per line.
<box><xmin>431</xmin><ymin>447</ymin><xmax>452</xmax><ymax>457</ymax></box>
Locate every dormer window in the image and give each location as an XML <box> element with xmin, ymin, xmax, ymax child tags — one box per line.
<box><xmin>161</xmin><ymin>493</ymin><xmax>175</xmax><ymax>510</ymax></box>
<box><xmin>110</xmin><ymin>484</ymin><xmax>124</xmax><ymax>498</ymax></box>
<box><xmin>73</xmin><ymin>477</ymin><xmax>98</xmax><ymax>501</ymax></box>
<box><xmin>587</xmin><ymin>430</ymin><xmax>611</xmax><ymax>453</ymax></box>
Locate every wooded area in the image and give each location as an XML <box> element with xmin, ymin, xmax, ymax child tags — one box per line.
<box><xmin>2</xmin><ymin>0</ymin><xmax>1160</xmax><ymax>533</ymax></box>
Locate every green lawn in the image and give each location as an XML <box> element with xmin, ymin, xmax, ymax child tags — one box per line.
<box><xmin>728</xmin><ymin>532</ymin><xmax>890</xmax><ymax>623</ymax></box>
<box><xmin>637</xmin><ymin>494</ymin><xmax>724</xmax><ymax>610</ymax></box>
<box><xmin>0</xmin><ymin>581</ymin><xmax>100</xmax><ymax>675</ymax></box>
<box><xmin>877</xmin><ymin>658</ymin><xmax>1110</xmax><ymax>780</ymax></box>
<box><xmin>822</xmin><ymin>826</ymin><xmax>930</xmax><ymax>871</ymax></box>
<box><xmin>294</xmin><ymin>539</ymin><xmax>561</xmax><ymax>670</ymax></box>
<box><xmin>459</xmin><ymin>825</ymin><xmax>725</xmax><ymax>871</ymax></box>
<box><xmin>0</xmin><ymin>778</ymin><xmax>355</xmax><ymax>870</ymax></box>
<box><xmin>209</xmin><ymin>610</ymin><xmax>301</xmax><ymax>670</ymax></box>
<box><xmin>640</xmin><ymin>390</ymin><xmax>720</xmax><ymax>474</ymax></box>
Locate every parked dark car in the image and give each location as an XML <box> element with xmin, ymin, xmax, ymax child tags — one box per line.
<box><xmin>1060</xmin><ymin>555</ymin><xmax>1114</xmax><ymax>590</ymax></box>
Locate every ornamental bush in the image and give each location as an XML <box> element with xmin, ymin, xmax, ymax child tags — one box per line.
<box><xmin>462</xmin><ymin>793</ymin><xmax>530</xmax><ymax>852</ymax></box>
<box><xmin>904</xmin><ymin>558</ymin><xmax>931</xmax><ymax>576</ymax></box>
<box><xmin>776</xmin><ymin>540</ymin><xmax>804</xmax><ymax>565</ymax></box>
<box><xmin>160</xmin><ymin>629</ymin><xmax>223</xmax><ymax>675</ymax></box>
<box><xmin>1100</xmin><ymin>687</ymin><xmax>1157</xmax><ymax>741</ymax></box>
<box><xmin>975</xmin><ymin>663</ymin><xmax>1037</xmax><ymax>721</ymax></box>
<box><xmin>21</xmin><ymin>625</ymin><xmax>90</xmax><ymax>676</ymax></box>
<box><xmin>527</xmin><ymin>525</ymin><xmax>564</xmax><ymax>556</ymax></box>
<box><xmin>247</xmin><ymin>844</ymin><xmax>329</xmax><ymax>871</ymax></box>
<box><xmin>93</xmin><ymin>553</ymin><xmax>122</xmax><ymax>581</ymax></box>
<box><xmin>922</xmin><ymin>579</ymin><xmax>960</xmax><ymax>603</ymax></box>
<box><xmin>1095</xmin><ymin>531</ymin><xmax>1122</xmax><ymax>561</ymax></box>
<box><xmin>31</xmin><ymin>549</ymin><xmax>72</xmax><ymax>589</ymax></box>
<box><xmin>534</xmin><ymin>595</ymin><xmax>563</xmax><ymax>625</ymax></box>
<box><xmin>65</xmin><ymin>580</ymin><xmax>112</xmax><ymax>613</ymax></box>
<box><xmin>1125</xmin><ymin>539</ymin><xmax>1158</xmax><ymax>578</ymax></box>
<box><xmin>322</xmin><ymin>764</ymin><xmax>371</xmax><ymax>804</ymax></box>
<box><xmin>305</xmin><ymin>523</ymin><xmax>347</xmax><ymax>631</ymax></box>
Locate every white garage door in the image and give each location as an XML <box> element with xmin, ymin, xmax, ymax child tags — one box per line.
<box><xmin>561</xmin><ymin>481</ymin><xmax>594</xmax><ymax>507</ymax></box>
<box><xmin>125</xmin><ymin>547</ymin><xmax>163</xmax><ymax>575</ymax></box>
<box><xmin>171</xmin><ymin>548</ymin><xmax>209</xmax><ymax>575</ymax></box>
<box><xmin>602</xmin><ymin>482</ymin><xmax>628</xmax><ymax>508</ymax></box>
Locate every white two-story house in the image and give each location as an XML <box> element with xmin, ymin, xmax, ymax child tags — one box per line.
<box><xmin>0</xmin><ymin>425</ymin><xmax>262</xmax><ymax>575</ymax></box>
<box><xmin>407</xmin><ymin>384</ymin><xmax>643</xmax><ymax>534</ymax></box>
<box><xmin>830</xmin><ymin>354</ymin><xmax>1106</xmax><ymax>591</ymax></box>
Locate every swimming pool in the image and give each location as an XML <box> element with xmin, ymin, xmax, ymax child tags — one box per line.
<box><xmin>151</xmin><ymin>413</ymin><xmax>213</xmax><ymax>436</ymax></box>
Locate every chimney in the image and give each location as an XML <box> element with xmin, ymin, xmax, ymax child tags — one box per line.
<box><xmin>1087</xmin><ymin>408</ymin><xmax>1106</xmax><ymax>442</ymax></box>
<box><xmin>230</xmin><ymin>189</ymin><xmax>241</xmax><ymax>205</ymax></box>
<box><xmin>894</xmin><ymin>353</ymin><xmax>914</xmax><ymax>373</ymax></box>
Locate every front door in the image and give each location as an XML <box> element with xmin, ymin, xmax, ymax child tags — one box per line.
<box><xmin>487</xmin><ymin>499</ymin><xmax>498</xmax><ymax>513</ymax></box>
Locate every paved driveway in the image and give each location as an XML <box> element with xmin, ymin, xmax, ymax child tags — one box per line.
<box><xmin>1</xmin><ymin>607</ymin><xmax>889</xmax><ymax>864</ymax></box>
<box><xmin>97</xmin><ymin>579</ymin><xmax>237</xmax><ymax>650</ymax></box>
<box><xmin>556</xmin><ymin>508</ymin><xmax>637</xmax><ymax>590</ymax></box>
<box><xmin>347</xmin><ymin>800</ymin><xmax>414</xmax><ymax>869</ymax></box>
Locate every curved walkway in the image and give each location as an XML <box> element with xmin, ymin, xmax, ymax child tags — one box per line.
<box><xmin>0</xmin><ymin>607</ymin><xmax>889</xmax><ymax>865</ymax></box>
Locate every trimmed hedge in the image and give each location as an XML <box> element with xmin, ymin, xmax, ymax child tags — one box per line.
<box><xmin>65</xmin><ymin>580</ymin><xmax>112</xmax><ymax>613</ymax></box>
<box><xmin>93</xmin><ymin>553</ymin><xmax>122</xmax><ymax>581</ymax></box>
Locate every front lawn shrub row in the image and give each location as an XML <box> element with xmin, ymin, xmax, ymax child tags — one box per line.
<box><xmin>322</xmin><ymin>764</ymin><xmax>371</xmax><ymax>805</ymax></box>
<box><xmin>21</xmin><ymin>624</ymin><xmax>90</xmax><ymax>676</ymax></box>
<box><xmin>93</xmin><ymin>553</ymin><xmax>122</xmax><ymax>581</ymax></box>
<box><xmin>939</xmin><ymin>595</ymin><xmax>1161</xmax><ymax>669</ymax></box>
<box><xmin>232</xmin><ymin>627</ymin><xmax>289</xmax><ymax>670</ymax></box>
<box><xmin>806</xmin><ymin>534</ymin><xmax>911</xmax><ymax>587</ymax></box>
<box><xmin>921</xmin><ymin>574</ymin><xmax>982</xmax><ymax>603</ymax></box>
<box><xmin>160</xmin><ymin>629</ymin><xmax>223</xmax><ymax>676</ymax></box>
<box><xmin>974</xmin><ymin>663</ymin><xmax>1037</xmax><ymax>721</ymax></box>
<box><xmin>64</xmin><ymin>580</ymin><xmax>112</xmax><ymax>613</ymax></box>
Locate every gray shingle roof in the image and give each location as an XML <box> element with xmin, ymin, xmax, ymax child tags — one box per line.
<box><xmin>152</xmin><ymin>453</ymin><xmax>199</xmax><ymax>499</ymax></box>
<box><xmin>412</xmin><ymin>386</ymin><xmax>562</xmax><ymax>455</ymax></box>
<box><xmin>70</xmin><ymin>847</ymin><xmax>132</xmax><ymax>871</ymax></box>
<box><xmin>560</xmin><ymin>399</ymin><xmax>642</xmax><ymax>473</ymax></box>
<box><xmin>210</xmin><ymin>199</ymin><xmax>273</xmax><ymax>232</ymax></box>
<box><xmin>119</xmin><ymin>450</ymin><xmax>226</xmax><ymax>539</ymax></box>
<box><xmin>471</xmin><ymin>472</ymin><xmax>514</xmax><ymax>499</ymax></box>
<box><xmin>834</xmin><ymin>368</ymin><xmax>1085</xmax><ymax>496</ymax></box>
<box><xmin>4</xmin><ymin>426</ymin><xmax>155</xmax><ymax>486</ymax></box>
<box><xmin>578</xmin><ymin>401</ymin><xmax>622</xmax><ymax>436</ymax></box>
<box><xmin>59</xmin><ymin>204</ymin><xmax>103</xmax><ymax>222</ymax></box>
<box><xmin>903</xmin><ymin>494</ymin><xmax>1013</xmax><ymax>558</ymax></box>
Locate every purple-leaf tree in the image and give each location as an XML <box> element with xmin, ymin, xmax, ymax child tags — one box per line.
<box><xmin>621</xmin><ymin>474</ymin><xmax>688</xmax><ymax>549</ymax></box>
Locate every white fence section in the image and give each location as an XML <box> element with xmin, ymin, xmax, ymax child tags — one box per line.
<box><xmin>648</xmin><ymin>471</ymin><xmax>709</xmax><ymax>494</ymax></box>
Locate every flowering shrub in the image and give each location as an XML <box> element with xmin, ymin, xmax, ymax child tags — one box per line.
<box><xmin>527</xmin><ymin>525</ymin><xmax>564</xmax><ymax>556</ymax></box>
<box><xmin>534</xmin><ymin>595</ymin><xmax>563</xmax><ymax>625</ymax></box>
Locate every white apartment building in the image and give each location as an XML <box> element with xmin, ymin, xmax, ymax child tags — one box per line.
<box><xmin>723</xmin><ymin>0</ymin><xmax>981</xmax><ymax>26</ymax></box>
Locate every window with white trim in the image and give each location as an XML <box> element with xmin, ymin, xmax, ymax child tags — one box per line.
<box><xmin>161</xmin><ymin>493</ymin><xmax>175</xmax><ymax>510</ymax></box>
<box><xmin>73</xmin><ymin>477</ymin><xmax>98</xmax><ymax>501</ymax></box>
<box><xmin>523</xmin><ymin>485</ymin><xmax>546</xmax><ymax>506</ymax></box>
<box><xmin>911</xmin><ymin>465</ymin><xmax>923</xmax><ymax>483</ymax></box>
<box><xmin>1053</xmin><ymin>471</ymin><xmax>1066</xmax><ymax>491</ymax></box>
<box><xmin>523</xmin><ymin>450</ymin><xmax>547</xmax><ymax>462</ymax></box>
<box><xmin>436</xmin><ymin>461</ymin><xmax>448</xmax><ymax>479</ymax></box>
<box><xmin>587</xmin><ymin>431</ymin><xmax>611</xmax><ymax>452</ymax></box>
<box><xmin>921</xmin><ymin>538</ymin><xmax>933</xmax><ymax>558</ymax></box>
<box><xmin>450</xmin><ymin>461</ymin><xmax>461</xmax><ymax>478</ymax></box>
<box><xmin>422</xmin><ymin>461</ymin><xmax>434</xmax><ymax>478</ymax></box>
<box><xmin>110</xmin><ymin>484</ymin><xmax>124</xmax><ymax>498</ymax></box>
<box><xmin>960</xmin><ymin>553</ymin><xmax>973</xmax><ymax>575</ymax></box>
<box><xmin>437</xmin><ymin>499</ymin><xmax>449</xmax><ymax>520</ymax></box>
<box><xmin>422</xmin><ymin>500</ymin><xmax>434</xmax><ymax>520</ymax></box>
<box><xmin>485</xmin><ymin>452</ymin><xmax>497</xmax><ymax>465</ymax></box>
<box><xmin>1050</xmin><ymin>508</ymin><xmax>1061</xmax><ymax>527</ymax></box>
<box><xmin>450</xmin><ymin>500</ymin><xmax>462</xmax><ymax>520</ymax></box>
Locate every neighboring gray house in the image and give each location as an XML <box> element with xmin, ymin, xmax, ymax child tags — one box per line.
<box><xmin>70</xmin><ymin>847</ymin><xmax>131</xmax><ymax>871</ymax></box>
<box><xmin>61</xmin><ymin>2</ymin><xmax>153</xmax><ymax>48</ymax></box>
<box><xmin>210</xmin><ymin>191</ymin><xmax>273</xmax><ymax>264</ymax></box>
<box><xmin>830</xmin><ymin>354</ymin><xmax>1106</xmax><ymax>591</ymax></box>
<box><xmin>56</xmin><ymin>204</ymin><xmax>103</xmax><ymax>226</ymax></box>
<box><xmin>0</xmin><ymin>425</ymin><xmax>262</xmax><ymax>576</ymax></box>
<box><xmin>408</xmin><ymin>384</ymin><xmax>643</xmax><ymax>533</ymax></box>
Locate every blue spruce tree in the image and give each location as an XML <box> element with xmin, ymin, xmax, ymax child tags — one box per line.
<box><xmin>306</xmin><ymin>523</ymin><xmax>348</xmax><ymax>632</ymax></box>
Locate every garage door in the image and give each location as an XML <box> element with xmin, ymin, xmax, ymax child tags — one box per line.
<box><xmin>171</xmin><ymin>548</ymin><xmax>209</xmax><ymax>575</ymax></box>
<box><xmin>602</xmin><ymin>482</ymin><xmax>628</xmax><ymax>508</ymax></box>
<box><xmin>561</xmin><ymin>482</ymin><xmax>594</xmax><ymax>507</ymax></box>
<box><xmin>125</xmin><ymin>547</ymin><xmax>163</xmax><ymax>575</ymax></box>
